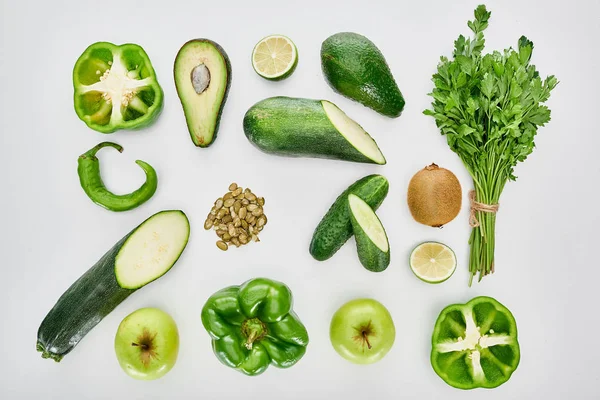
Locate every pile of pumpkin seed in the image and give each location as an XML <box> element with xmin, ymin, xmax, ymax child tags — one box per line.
<box><xmin>204</xmin><ymin>183</ymin><xmax>267</xmax><ymax>251</ymax></box>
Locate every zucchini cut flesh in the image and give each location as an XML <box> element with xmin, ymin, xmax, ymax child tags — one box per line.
<box><xmin>321</xmin><ymin>101</ymin><xmax>386</xmax><ymax>165</ymax></box>
<box><xmin>116</xmin><ymin>211</ymin><xmax>190</xmax><ymax>289</ymax></box>
<box><xmin>348</xmin><ymin>194</ymin><xmax>390</xmax><ymax>272</ymax></box>
<box><xmin>37</xmin><ymin>210</ymin><xmax>190</xmax><ymax>362</ymax></box>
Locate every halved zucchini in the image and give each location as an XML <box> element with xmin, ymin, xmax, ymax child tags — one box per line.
<box><xmin>37</xmin><ymin>210</ymin><xmax>190</xmax><ymax>362</ymax></box>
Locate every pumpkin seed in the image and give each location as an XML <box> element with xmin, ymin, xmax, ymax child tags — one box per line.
<box><xmin>216</xmin><ymin>241</ymin><xmax>228</xmax><ymax>251</ymax></box>
<box><xmin>222</xmin><ymin>233</ymin><xmax>231</xmax><ymax>241</ymax></box>
<box><xmin>257</xmin><ymin>216</ymin><xmax>266</xmax><ymax>227</ymax></box>
<box><xmin>234</xmin><ymin>218</ymin><xmax>241</xmax><ymax>227</ymax></box>
<box><xmin>224</xmin><ymin>198</ymin><xmax>235</xmax><ymax>208</ymax></box>
<box><xmin>234</xmin><ymin>201</ymin><xmax>242</xmax><ymax>213</ymax></box>
<box><xmin>247</xmin><ymin>204</ymin><xmax>258</xmax><ymax>212</ymax></box>
<box><xmin>252</xmin><ymin>207</ymin><xmax>263</xmax><ymax>217</ymax></box>
<box><xmin>245</xmin><ymin>192</ymin><xmax>257</xmax><ymax>201</ymax></box>
<box><xmin>231</xmin><ymin>237</ymin><xmax>241</xmax><ymax>247</ymax></box>
<box><xmin>239</xmin><ymin>207</ymin><xmax>247</xmax><ymax>219</ymax></box>
<box><xmin>229</xmin><ymin>183</ymin><xmax>238</xmax><ymax>191</ymax></box>
<box><xmin>215</xmin><ymin>198</ymin><xmax>224</xmax><ymax>209</ymax></box>
<box><xmin>228</xmin><ymin>224</ymin><xmax>236</xmax><ymax>236</ymax></box>
<box><xmin>239</xmin><ymin>234</ymin><xmax>248</xmax><ymax>244</ymax></box>
<box><xmin>241</xmin><ymin>220</ymin><xmax>249</xmax><ymax>230</ymax></box>
<box><xmin>222</xmin><ymin>215</ymin><xmax>233</xmax><ymax>224</ymax></box>
<box><xmin>204</xmin><ymin>219</ymin><xmax>214</xmax><ymax>230</ymax></box>
<box><xmin>216</xmin><ymin>229</ymin><xmax>226</xmax><ymax>237</ymax></box>
<box><xmin>232</xmin><ymin>187</ymin><xmax>243</xmax><ymax>197</ymax></box>
<box><xmin>236</xmin><ymin>193</ymin><xmax>245</xmax><ymax>200</ymax></box>
<box><xmin>223</xmin><ymin>192</ymin><xmax>233</xmax><ymax>201</ymax></box>
<box><xmin>217</xmin><ymin>209</ymin><xmax>227</xmax><ymax>219</ymax></box>
<box><xmin>242</xmin><ymin>199</ymin><xmax>250</xmax><ymax>205</ymax></box>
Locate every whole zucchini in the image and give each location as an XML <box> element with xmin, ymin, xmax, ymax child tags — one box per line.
<box><xmin>37</xmin><ymin>210</ymin><xmax>190</xmax><ymax>361</ymax></box>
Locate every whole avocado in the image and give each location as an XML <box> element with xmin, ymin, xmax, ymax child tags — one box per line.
<box><xmin>321</xmin><ymin>32</ymin><xmax>405</xmax><ymax>118</ymax></box>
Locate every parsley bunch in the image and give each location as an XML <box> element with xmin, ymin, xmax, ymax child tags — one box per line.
<box><xmin>424</xmin><ymin>5</ymin><xmax>558</xmax><ymax>284</ymax></box>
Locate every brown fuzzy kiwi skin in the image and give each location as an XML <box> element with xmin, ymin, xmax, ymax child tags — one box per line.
<box><xmin>407</xmin><ymin>163</ymin><xmax>462</xmax><ymax>227</ymax></box>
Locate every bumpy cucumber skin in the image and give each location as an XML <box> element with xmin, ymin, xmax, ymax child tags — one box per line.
<box><xmin>243</xmin><ymin>97</ymin><xmax>384</xmax><ymax>164</ymax></box>
<box><xmin>349</xmin><ymin>199</ymin><xmax>390</xmax><ymax>272</ymax></box>
<box><xmin>310</xmin><ymin>175</ymin><xmax>389</xmax><ymax>261</ymax></box>
<box><xmin>321</xmin><ymin>32</ymin><xmax>405</xmax><ymax>118</ymax></box>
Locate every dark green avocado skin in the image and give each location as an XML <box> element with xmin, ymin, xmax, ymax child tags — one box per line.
<box><xmin>321</xmin><ymin>32</ymin><xmax>405</xmax><ymax>118</ymax></box>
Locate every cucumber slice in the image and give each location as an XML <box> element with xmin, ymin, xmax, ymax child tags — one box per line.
<box><xmin>348</xmin><ymin>194</ymin><xmax>390</xmax><ymax>272</ymax></box>
<box><xmin>116</xmin><ymin>210</ymin><xmax>190</xmax><ymax>289</ymax></box>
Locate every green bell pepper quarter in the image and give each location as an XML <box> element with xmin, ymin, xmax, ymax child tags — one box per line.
<box><xmin>431</xmin><ymin>296</ymin><xmax>520</xmax><ymax>390</ymax></box>
<box><xmin>73</xmin><ymin>42</ymin><xmax>164</xmax><ymax>133</ymax></box>
<box><xmin>201</xmin><ymin>278</ymin><xmax>309</xmax><ymax>376</ymax></box>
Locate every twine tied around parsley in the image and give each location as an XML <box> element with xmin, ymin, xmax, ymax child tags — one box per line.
<box><xmin>468</xmin><ymin>190</ymin><xmax>499</xmax><ymax>228</ymax></box>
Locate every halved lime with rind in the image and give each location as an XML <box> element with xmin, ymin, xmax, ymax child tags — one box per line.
<box><xmin>410</xmin><ymin>242</ymin><xmax>456</xmax><ymax>284</ymax></box>
<box><xmin>252</xmin><ymin>35</ymin><xmax>298</xmax><ymax>81</ymax></box>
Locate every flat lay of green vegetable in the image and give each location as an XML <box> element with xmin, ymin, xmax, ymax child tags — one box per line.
<box><xmin>73</xmin><ymin>42</ymin><xmax>164</xmax><ymax>133</ymax></box>
<box><xmin>174</xmin><ymin>39</ymin><xmax>232</xmax><ymax>147</ymax></box>
<box><xmin>78</xmin><ymin>142</ymin><xmax>157</xmax><ymax>212</ymax></box>
<box><xmin>37</xmin><ymin>210</ymin><xmax>190</xmax><ymax>362</ymax></box>
<box><xmin>424</xmin><ymin>5</ymin><xmax>557</xmax><ymax>284</ymax></box>
<box><xmin>310</xmin><ymin>174</ymin><xmax>389</xmax><ymax>261</ymax></box>
<box><xmin>431</xmin><ymin>296</ymin><xmax>520</xmax><ymax>389</ymax></box>
<box><xmin>201</xmin><ymin>278</ymin><xmax>309</xmax><ymax>376</ymax></box>
<box><xmin>321</xmin><ymin>32</ymin><xmax>405</xmax><ymax>117</ymax></box>
<box><xmin>243</xmin><ymin>96</ymin><xmax>386</xmax><ymax>164</ymax></box>
<box><xmin>35</xmin><ymin>3</ymin><xmax>559</xmax><ymax>389</ymax></box>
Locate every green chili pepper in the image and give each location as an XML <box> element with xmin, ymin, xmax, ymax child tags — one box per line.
<box><xmin>201</xmin><ymin>277</ymin><xmax>309</xmax><ymax>376</ymax></box>
<box><xmin>431</xmin><ymin>296</ymin><xmax>520</xmax><ymax>390</ymax></box>
<box><xmin>73</xmin><ymin>42</ymin><xmax>163</xmax><ymax>133</ymax></box>
<box><xmin>77</xmin><ymin>142</ymin><xmax>157</xmax><ymax>212</ymax></box>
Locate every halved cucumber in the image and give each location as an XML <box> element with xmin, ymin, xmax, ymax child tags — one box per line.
<box><xmin>243</xmin><ymin>97</ymin><xmax>386</xmax><ymax>164</ymax></box>
<box><xmin>310</xmin><ymin>175</ymin><xmax>389</xmax><ymax>261</ymax></box>
<box><xmin>348</xmin><ymin>194</ymin><xmax>390</xmax><ymax>272</ymax></box>
<box><xmin>37</xmin><ymin>210</ymin><xmax>190</xmax><ymax>362</ymax></box>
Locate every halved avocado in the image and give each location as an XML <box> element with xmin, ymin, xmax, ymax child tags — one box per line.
<box><xmin>174</xmin><ymin>39</ymin><xmax>232</xmax><ymax>147</ymax></box>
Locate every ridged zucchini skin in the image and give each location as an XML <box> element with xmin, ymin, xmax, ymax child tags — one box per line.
<box><xmin>243</xmin><ymin>96</ymin><xmax>383</xmax><ymax>164</ymax></box>
<box><xmin>309</xmin><ymin>175</ymin><xmax>389</xmax><ymax>261</ymax></box>
<box><xmin>37</xmin><ymin>235</ymin><xmax>134</xmax><ymax>362</ymax></box>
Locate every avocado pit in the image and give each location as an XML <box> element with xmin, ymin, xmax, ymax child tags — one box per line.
<box><xmin>191</xmin><ymin>63</ymin><xmax>211</xmax><ymax>94</ymax></box>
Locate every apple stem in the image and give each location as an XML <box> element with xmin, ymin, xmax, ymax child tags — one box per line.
<box><xmin>362</xmin><ymin>331</ymin><xmax>372</xmax><ymax>350</ymax></box>
<box><xmin>131</xmin><ymin>342</ymin><xmax>149</xmax><ymax>350</ymax></box>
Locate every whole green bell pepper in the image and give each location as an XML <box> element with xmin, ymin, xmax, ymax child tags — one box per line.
<box><xmin>73</xmin><ymin>42</ymin><xmax>164</xmax><ymax>133</ymax></box>
<box><xmin>431</xmin><ymin>296</ymin><xmax>520</xmax><ymax>390</ymax></box>
<box><xmin>201</xmin><ymin>277</ymin><xmax>309</xmax><ymax>376</ymax></box>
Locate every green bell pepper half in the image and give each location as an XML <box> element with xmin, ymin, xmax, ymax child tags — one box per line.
<box><xmin>73</xmin><ymin>42</ymin><xmax>164</xmax><ymax>133</ymax></box>
<box><xmin>201</xmin><ymin>277</ymin><xmax>309</xmax><ymax>376</ymax></box>
<box><xmin>431</xmin><ymin>296</ymin><xmax>520</xmax><ymax>390</ymax></box>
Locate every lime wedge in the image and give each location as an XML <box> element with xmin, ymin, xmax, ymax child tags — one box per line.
<box><xmin>410</xmin><ymin>242</ymin><xmax>456</xmax><ymax>283</ymax></box>
<box><xmin>252</xmin><ymin>35</ymin><xmax>298</xmax><ymax>81</ymax></box>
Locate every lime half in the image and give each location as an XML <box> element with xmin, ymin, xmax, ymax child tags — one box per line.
<box><xmin>410</xmin><ymin>242</ymin><xmax>456</xmax><ymax>283</ymax></box>
<box><xmin>252</xmin><ymin>35</ymin><xmax>298</xmax><ymax>81</ymax></box>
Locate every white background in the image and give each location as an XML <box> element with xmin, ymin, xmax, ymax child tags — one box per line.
<box><xmin>1</xmin><ymin>0</ymin><xmax>599</xmax><ymax>398</ymax></box>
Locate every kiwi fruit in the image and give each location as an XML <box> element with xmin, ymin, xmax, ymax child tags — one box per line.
<box><xmin>407</xmin><ymin>163</ymin><xmax>462</xmax><ymax>227</ymax></box>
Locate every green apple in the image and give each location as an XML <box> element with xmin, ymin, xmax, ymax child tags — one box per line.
<box><xmin>114</xmin><ymin>307</ymin><xmax>179</xmax><ymax>380</ymax></box>
<box><xmin>330</xmin><ymin>298</ymin><xmax>395</xmax><ymax>364</ymax></box>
